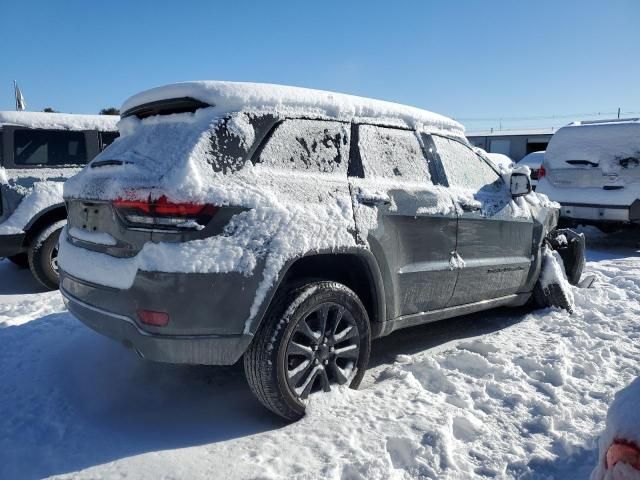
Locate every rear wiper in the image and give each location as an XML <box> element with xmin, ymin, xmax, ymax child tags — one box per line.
<box><xmin>566</xmin><ymin>160</ymin><xmax>598</xmax><ymax>167</ymax></box>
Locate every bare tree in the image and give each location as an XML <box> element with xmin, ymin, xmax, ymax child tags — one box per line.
<box><xmin>99</xmin><ymin>107</ymin><xmax>120</xmax><ymax>115</ymax></box>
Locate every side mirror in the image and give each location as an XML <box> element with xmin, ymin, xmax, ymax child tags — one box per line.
<box><xmin>510</xmin><ymin>172</ymin><xmax>532</xmax><ymax>197</ymax></box>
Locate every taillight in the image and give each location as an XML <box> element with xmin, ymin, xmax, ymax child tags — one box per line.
<box><xmin>113</xmin><ymin>195</ymin><xmax>218</xmax><ymax>230</ymax></box>
<box><xmin>606</xmin><ymin>439</ymin><xmax>640</xmax><ymax>470</ymax></box>
<box><xmin>538</xmin><ymin>164</ymin><xmax>546</xmax><ymax>179</ymax></box>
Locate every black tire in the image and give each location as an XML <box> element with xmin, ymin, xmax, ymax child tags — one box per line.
<box><xmin>28</xmin><ymin>221</ymin><xmax>65</xmax><ymax>290</ymax></box>
<box><xmin>533</xmin><ymin>281</ymin><xmax>573</xmax><ymax>314</ymax></box>
<box><xmin>549</xmin><ymin>229</ymin><xmax>585</xmax><ymax>286</ymax></box>
<box><xmin>244</xmin><ymin>281</ymin><xmax>371</xmax><ymax>421</ymax></box>
<box><xmin>7</xmin><ymin>253</ymin><xmax>29</xmax><ymax>268</ymax></box>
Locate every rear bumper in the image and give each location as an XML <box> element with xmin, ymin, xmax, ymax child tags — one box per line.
<box><xmin>0</xmin><ymin>233</ymin><xmax>26</xmax><ymax>257</ymax></box>
<box><xmin>559</xmin><ymin>199</ymin><xmax>640</xmax><ymax>224</ymax></box>
<box><xmin>59</xmin><ymin>268</ymin><xmax>260</xmax><ymax>365</ymax></box>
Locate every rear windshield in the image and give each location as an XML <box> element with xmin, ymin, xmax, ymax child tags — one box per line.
<box><xmin>89</xmin><ymin>110</ymin><xmax>257</xmax><ymax>177</ymax></box>
<box><xmin>14</xmin><ymin>129</ymin><xmax>87</xmax><ymax>166</ymax></box>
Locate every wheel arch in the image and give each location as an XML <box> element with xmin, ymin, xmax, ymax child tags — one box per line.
<box><xmin>252</xmin><ymin>249</ymin><xmax>387</xmax><ymax>339</ymax></box>
<box><xmin>22</xmin><ymin>203</ymin><xmax>67</xmax><ymax>247</ymax></box>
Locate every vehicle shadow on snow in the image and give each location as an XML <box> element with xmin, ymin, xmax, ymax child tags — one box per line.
<box><xmin>0</xmin><ymin>312</ymin><xmax>284</xmax><ymax>479</ymax></box>
<box><xmin>0</xmin><ymin>260</ymin><xmax>48</xmax><ymax>295</ymax></box>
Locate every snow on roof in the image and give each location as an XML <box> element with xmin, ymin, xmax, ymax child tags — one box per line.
<box><xmin>121</xmin><ymin>81</ymin><xmax>464</xmax><ymax>135</ymax></box>
<box><xmin>0</xmin><ymin>111</ymin><xmax>119</xmax><ymax>131</ymax></box>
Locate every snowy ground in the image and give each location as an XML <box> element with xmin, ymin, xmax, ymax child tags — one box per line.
<box><xmin>1</xmin><ymin>228</ymin><xmax>639</xmax><ymax>480</ymax></box>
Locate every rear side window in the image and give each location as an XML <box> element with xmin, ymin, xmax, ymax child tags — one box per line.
<box><xmin>258</xmin><ymin>119</ymin><xmax>349</xmax><ymax>173</ymax></box>
<box><xmin>100</xmin><ymin>131</ymin><xmax>119</xmax><ymax>150</ymax></box>
<box><xmin>433</xmin><ymin>135</ymin><xmax>502</xmax><ymax>191</ymax></box>
<box><xmin>358</xmin><ymin>125</ymin><xmax>430</xmax><ymax>182</ymax></box>
<box><xmin>13</xmin><ymin>129</ymin><xmax>87</xmax><ymax>166</ymax></box>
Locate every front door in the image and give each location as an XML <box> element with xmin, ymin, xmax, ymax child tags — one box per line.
<box><xmin>431</xmin><ymin>134</ymin><xmax>534</xmax><ymax>306</ymax></box>
<box><xmin>349</xmin><ymin>124</ymin><xmax>458</xmax><ymax>318</ymax></box>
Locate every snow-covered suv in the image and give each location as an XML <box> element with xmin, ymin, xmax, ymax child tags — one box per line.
<box><xmin>58</xmin><ymin>81</ymin><xmax>583</xmax><ymax>420</ymax></box>
<box><xmin>537</xmin><ymin>119</ymin><xmax>640</xmax><ymax>231</ymax></box>
<box><xmin>0</xmin><ymin>111</ymin><xmax>118</xmax><ymax>289</ymax></box>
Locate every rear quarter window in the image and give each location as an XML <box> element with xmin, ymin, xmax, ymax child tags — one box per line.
<box><xmin>358</xmin><ymin>125</ymin><xmax>431</xmax><ymax>182</ymax></box>
<box><xmin>13</xmin><ymin>129</ymin><xmax>88</xmax><ymax>166</ymax></box>
<box><xmin>257</xmin><ymin>119</ymin><xmax>349</xmax><ymax>174</ymax></box>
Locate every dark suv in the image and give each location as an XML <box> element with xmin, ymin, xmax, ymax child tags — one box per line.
<box><xmin>58</xmin><ymin>81</ymin><xmax>583</xmax><ymax>420</ymax></box>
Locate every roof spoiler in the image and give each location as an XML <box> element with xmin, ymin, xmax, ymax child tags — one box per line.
<box><xmin>121</xmin><ymin>97</ymin><xmax>212</xmax><ymax>119</ymax></box>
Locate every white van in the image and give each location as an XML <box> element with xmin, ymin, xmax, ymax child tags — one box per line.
<box><xmin>537</xmin><ymin>119</ymin><xmax>640</xmax><ymax>230</ymax></box>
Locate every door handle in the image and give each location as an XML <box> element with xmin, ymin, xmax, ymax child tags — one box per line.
<box><xmin>461</xmin><ymin>203</ymin><xmax>481</xmax><ymax>212</ymax></box>
<box><xmin>358</xmin><ymin>193</ymin><xmax>392</xmax><ymax>207</ymax></box>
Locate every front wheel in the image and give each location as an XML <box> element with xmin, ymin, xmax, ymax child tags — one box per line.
<box><xmin>244</xmin><ymin>281</ymin><xmax>371</xmax><ymax>421</ymax></box>
<box><xmin>28</xmin><ymin>221</ymin><xmax>66</xmax><ymax>290</ymax></box>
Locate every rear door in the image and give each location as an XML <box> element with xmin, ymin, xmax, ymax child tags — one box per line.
<box><xmin>349</xmin><ymin>124</ymin><xmax>458</xmax><ymax>318</ymax></box>
<box><xmin>431</xmin><ymin>134</ymin><xmax>534</xmax><ymax>306</ymax></box>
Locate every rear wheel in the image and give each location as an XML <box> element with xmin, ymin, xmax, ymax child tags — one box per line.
<box><xmin>28</xmin><ymin>221</ymin><xmax>65</xmax><ymax>290</ymax></box>
<box><xmin>244</xmin><ymin>281</ymin><xmax>371</xmax><ymax>421</ymax></box>
<box><xmin>7</xmin><ymin>253</ymin><xmax>29</xmax><ymax>268</ymax></box>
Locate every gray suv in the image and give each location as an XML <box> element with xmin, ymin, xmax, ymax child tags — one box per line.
<box><xmin>58</xmin><ymin>81</ymin><xmax>584</xmax><ymax>420</ymax></box>
<box><xmin>0</xmin><ymin>111</ymin><xmax>118</xmax><ymax>288</ymax></box>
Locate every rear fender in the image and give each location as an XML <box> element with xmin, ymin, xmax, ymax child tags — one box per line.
<box><xmin>246</xmin><ymin>247</ymin><xmax>387</xmax><ymax>338</ymax></box>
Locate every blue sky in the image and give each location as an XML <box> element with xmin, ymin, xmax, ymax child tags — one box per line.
<box><xmin>3</xmin><ymin>0</ymin><xmax>639</xmax><ymax>131</ymax></box>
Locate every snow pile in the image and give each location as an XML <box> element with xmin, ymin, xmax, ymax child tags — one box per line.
<box><xmin>591</xmin><ymin>378</ymin><xmax>640</xmax><ymax>480</ymax></box>
<box><xmin>121</xmin><ymin>80</ymin><xmax>464</xmax><ymax>135</ymax></box>
<box><xmin>1</xmin><ymin>241</ymin><xmax>640</xmax><ymax>478</ymax></box>
<box><xmin>0</xmin><ymin>111</ymin><xmax>118</xmax><ymax>131</ymax></box>
<box><xmin>0</xmin><ymin>182</ymin><xmax>64</xmax><ymax>234</ymax></box>
<box><xmin>0</xmin><ymin>166</ymin><xmax>7</xmax><ymax>185</ymax></box>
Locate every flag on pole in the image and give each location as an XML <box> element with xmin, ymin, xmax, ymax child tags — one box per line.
<box><xmin>14</xmin><ymin>81</ymin><xmax>26</xmax><ymax>111</ymax></box>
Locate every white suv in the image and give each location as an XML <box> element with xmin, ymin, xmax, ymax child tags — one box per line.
<box><xmin>537</xmin><ymin>119</ymin><xmax>640</xmax><ymax>231</ymax></box>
